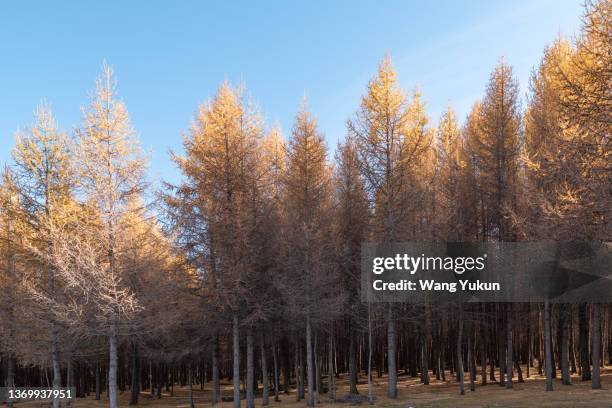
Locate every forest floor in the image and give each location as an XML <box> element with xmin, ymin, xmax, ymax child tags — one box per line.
<box><xmin>17</xmin><ymin>366</ymin><xmax>612</xmax><ymax>408</ymax></box>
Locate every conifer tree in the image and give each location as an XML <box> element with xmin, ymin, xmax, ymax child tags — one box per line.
<box><xmin>348</xmin><ymin>57</ymin><xmax>409</xmax><ymax>398</ymax></box>
<box><xmin>0</xmin><ymin>169</ymin><xmax>20</xmax><ymax>408</ymax></box>
<box><xmin>349</xmin><ymin>57</ymin><xmax>435</xmax><ymax>397</ymax></box>
<box><xmin>171</xmin><ymin>82</ymin><xmax>264</xmax><ymax>408</ymax></box>
<box><xmin>472</xmin><ymin>60</ymin><xmax>522</xmax><ymax>242</ymax></box>
<box><xmin>75</xmin><ymin>63</ymin><xmax>147</xmax><ymax>408</ymax></box>
<box><xmin>10</xmin><ymin>105</ymin><xmax>72</xmax><ymax>408</ymax></box>
<box><xmin>334</xmin><ymin>137</ymin><xmax>369</xmax><ymax>396</ymax></box>
<box><xmin>281</xmin><ymin>101</ymin><xmax>338</xmax><ymax>407</ymax></box>
<box><xmin>436</xmin><ymin>106</ymin><xmax>464</xmax><ymax>240</ymax></box>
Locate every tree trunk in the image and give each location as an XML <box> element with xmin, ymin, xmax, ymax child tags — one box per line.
<box><xmin>233</xmin><ymin>314</ymin><xmax>241</xmax><ymax>408</ymax></box>
<box><xmin>109</xmin><ymin>322</ymin><xmax>119</xmax><ymax>408</ymax></box>
<box><xmin>52</xmin><ymin>325</ymin><xmax>62</xmax><ymax>408</ymax></box>
<box><xmin>498</xmin><ymin>305</ymin><xmax>506</xmax><ymax>387</ymax></box>
<box><xmin>506</xmin><ymin>304</ymin><xmax>513</xmax><ymax>389</ymax></box>
<box><xmin>296</xmin><ymin>339</ymin><xmax>304</xmax><ymax>401</ymax></box>
<box><xmin>591</xmin><ymin>303</ymin><xmax>601</xmax><ymax>389</ymax></box>
<box><xmin>348</xmin><ymin>326</ymin><xmax>358</xmax><ymax>395</ymax></box>
<box><xmin>171</xmin><ymin>366</ymin><xmax>175</xmax><ymax>396</ymax></box>
<box><xmin>479</xmin><ymin>314</ymin><xmax>487</xmax><ymax>385</ymax></box>
<box><xmin>367</xmin><ymin>303</ymin><xmax>373</xmax><ymax>403</ymax></box>
<box><xmin>387</xmin><ymin>304</ymin><xmax>397</xmax><ymax>398</ymax></box>
<box><xmin>457</xmin><ymin>306</ymin><xmax>464</xmax><ymax>395</ymax></box>
<box><xmin>130</xmin><ymin>341</ymin><xmax>140</xmax><ymax>405</ymax></box>
<box><xmin>212</xmin><ymin>334</ymin><xmax>221</xmax><ymax>403</ymax></box>
<box><xmin>156</xmin><ymin>363</ymin><xmax>162</xmax><ymax>399</ymax></box>
<box><xmin>579</xmin><ymin>303</ymin><xmax>591</xmax><ymax>381</ymax></box>
<box><xmin>283</xmin><ymin>345</ymin><xmax>290</xmax><ymax>394</ymax></box>
<box><xmin>560</xmin><ymin>303</ymin><xmax>571</xmax><ymax>385</ymax></box>
<box><xmin>569</xmin><ymin>316</ymin><xmax>577</xmax><ymax>374</ymax></box>
<box><xmin>527</xmin><ymin>306</ymin><xmax>532</xmax><ymax>379</ymax></box>
<box><xmin>421</xmin><ymin>306</ymin><xmax>430</xmax><ymax>385</ymax></box>
<box><xmin>272</xmin><ymin>338</ymin><xmax>280</xmax><ymax>402</ymax></box>
<box><xmin>468</xmin><ymin>326</ymin><xmax>475</xmax><ymax>392</ymax></box>
<box><xmin>246</xmin><ymin>327</ymin><xmax>255</xmax><ymax>408</ymax></box>
<box><xmin>188</xmin><ymin>365</ymin><xmax>195</xmax><ymax>408</ymax></box>
<box><xmin>6</xmin><ymin>353</ymin><xmax>15</xmax><ymax>408</ymax></box>
<box><xmin>314</xmin><ymin>334</ymin><xmax>321</xmax><ymax>404</ymax></box>
<box><xmin>328</xmin><ymin>325</ymin><xmax>335</xmax><ymax>402</ymax></box>
<box><xmin>305</xmin><ymin>316</ymin><xmax>314</xmax><ymax>407</ymax></box>
<box><xmin>149</xmin><ymin>361</ymin><xmax>154</xmax><ymax>395</ymax></box>
<box><xmin>544</xmin><ymin>301</ymin><xmax>553</xmax><ymax>391</ymax></box>
<box><xmin>260</xmin><ymin>329</ymin><xmax>269</xmax><ymax>406</ymax></box>
<box><xmin>515</xmin><ymin>360</ymin><xmax>524</xmax><ymax>383</ymax></box>
<box><xmin>95</xmin><ymin>359</ymin><xmax>101</xmax><ymax>400</ymax></box>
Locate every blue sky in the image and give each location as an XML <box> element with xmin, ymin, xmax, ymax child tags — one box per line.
<box><xmin>1</xmin><ymin>1</ymin><xmax>583</xmax><ymax>186</ymax></box>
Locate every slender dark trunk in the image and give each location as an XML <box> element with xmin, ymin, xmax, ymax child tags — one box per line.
<box><xmin>579</xmin><ymin>303</ymin><xmax>591</xmax><ymax>381</ymax></box>
<box><xmin>348</xmin><ymin>325</ymin><xmax>358</xmax><ymax>395</ymax></box>
<box><xmin>149</xmin><ymin>361</ymin><xmax>154</xmax><ymax>395</ymax></box>
<box><xmin>51</xmin><ymin>325</ymin><xmax>62</xmax><ymax>408</ymax></box>
<box><xmin>6</xmin><ymin>353</ymin><xmax>15</xmax><ymax>408</ymax></box>
<box><xmin>591</xmin><ymin>303</ymin><xmax>601</xmax><ymax>389</ymax></box>
<box><xmin>129</xmin><ymin>342</ymin><xmax>140</xmax><ymax>405</ymax></box>
<box><xmin>457</xmin><ymin>306</ymin><xmax>464</xmax><ymax>395</ymax></box>
<box><xmin>156</xmin><ymin>363</ymin><xmax>162</xmax><ymax>399</ymax></box>
<box><xmin>421</xmin><ymin>306</ymin><xmax>430</xmax><ymax>385</ymax></box>
<box><xmin>498</xmin><ymin>305</ymin><xmax>506</xmax><ymax>387</ymax></box>
<box><xmin>246</xmin><ymin>327</ymin><xmax>255</xmax><ymax>408</ymax></box>
<box><xmin>109</xmin><ymin>321</ymin><xmax>119</xmax><ymax>408</ymax></box>
<box><xmin>527</xmin><ymin>306</ymin><xmax>532</xmax><ymax>379</ymax></box>
<box><xmin>212</xmin><ymin>334</ymin><xmax>220</xmax><ymax>403</ymax></box>
<box><xmin>95</xmin><ymin>359</ymin><xmax>101</xmax><ymax>400</ymax></box>
<box><xmin>479</xmin><ymin>314</ymin><xmax>487</xmax><ymax>385</ymax></box>
<box><xmin>314</xmin><ymin>334</ymin><xmax>321</xmax><ymax>404</ymax></box>
<box><xmin>233</xmin><ymin>314</ymin><xmax>241</xmax><ymax>408</ymax></box>
<box><xmin>296</xmin><ymin>336</ymin><xmax>304</xmax><ymax>401</ymax></box>
<box><xmin>188</xmin><ymin>365</ymin><xmax>195</xmax><ymax>408</ymax></box>
<box><xmin>283</xmin><ymin>344</ymin><xmax>290</xmax><ymax>394</ymax></box>
<box><xmin>560</xmin><ymin>303</ymin><xmax>571</xmax><ymax>385</ymax></box>
<box><xmin>367</xmin><ymin>303</ymin><xmax>373</xmax><ymax>403</ymax></box>
<box><xmin>272</xmin><ymin>338</ymin><xmax>280</xmax><ymax>402</ymax></box>
<box><xmin>506</xmin><ymin>304</ymin><xmax>513</xmax><ymax>389</ymax></box>
<box><xmin>305</xmin><ymin>316</ymin><xmax>314</xmax><ymax>407</ymax></box>
<box><xmin>544</xmin><ymin>301</ymin><xmax>553</xmax><ymax>391</ymax></box>
<box><xmin>468</xmin><ymin>325</ymin><xmax>475</xmax><ymax>392</ymax></box>
<box><xmin>387</xmin><ymin>304</ymin><xmax>397</xmax><ymax>398</ymax></box>
<box><xmin>328</xmin><ymin>325</ymin><xmax>335</xmax><ymax>402</ymax></box>
<box><xmin>260</xmin><ymin>329</ymin><xmax>269</xmax><ymax>406</ymax></box>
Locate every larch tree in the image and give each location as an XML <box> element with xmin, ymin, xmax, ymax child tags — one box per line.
<box><xmin>0</xmin><ymin>169</ymin><xmax>21</xmax><ymax>408</ymax></box>
<box><xmin>10</xmin><ymin>105</ymin><xmax>73</xmax><ymax>408</ymax></box>
<box><xmin>333</xmin><ymin>137</ymin><xmax>369</xmax><ymax>397</ymax></box>
<box><xmin>348</xmin><ymin>57</ymin><xmax>410</xmax><ymax>399</ymax></box>
<box><xmin>241</xmin><ymin>116</ymin><xmax>283</xmax><ymax>408</ymax></box>
<box><xmin>253</xmin><ymin>124</ymin><xmax>287</xmax><ymax>406</ymax></box>
<box><xmin>171</xmin><ymin>82</ymin><xmax>264</xmax><ymax>408</ymax></box>
<box><xmin>554</xmin><ymin>1</ymin><xmax>611</xmax><ymax>389</ymax></box>
<box><xmin>349</xmin><ymin>57</ymin><xmax>435</xmax><ymax>397</ymax></box>
<box><xmin>436</xmin><ymin>105</ymin><xmax>476</xmax><ymax>241</ymax></box>
<box><xmin>401</xmin><ymin>88</ymin><xmax>435</xmax><ymax>241</ymax></box>
<box><xmin>471</xmin><ymin>60</ymin><xmax>522</xmax><ymax>389</ymax></box>
<box><xmin>472</xmin><ymin>60</ymin><xmax>522</xmax><ymax>243</ymax></box>
<box><xmin>280</xmin><ymin>100</ymin><xmax>339</xmax><ymax>407</ymax></box>
<box><xmin>74</xmin><ymin>63</ymin><xmax>147</xmax><ymax>408</ymax></box>
<box><xmin>524</xmin><ymin>39</ymin><xmax>577</xmax><ymax>390</ymax></box>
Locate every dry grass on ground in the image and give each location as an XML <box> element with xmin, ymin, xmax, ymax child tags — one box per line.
<box><xmin>19</xmin><ymin>366</ymin><xmax>612</xmax><ymax>408</ymax></box>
